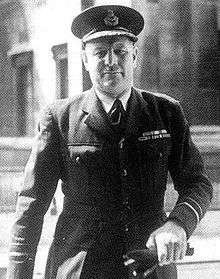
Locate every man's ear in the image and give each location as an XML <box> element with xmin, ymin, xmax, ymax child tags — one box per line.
<box><xmin>82</xmin><ymin>50</ymin><xmax>89</xmax><ymax>71</ymax></box>
<box><xmin>133</xmin><ymin>46</ymin><xmax>138</xmax><ymax>68</ymax></box>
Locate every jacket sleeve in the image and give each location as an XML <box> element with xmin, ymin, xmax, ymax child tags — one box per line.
<box><xmin>167</xmin><ymin>102</ymin><xmax>213</xmax><ymax>238</ymax></box>
<box><xmin>7</xmin><ymin>105</ymin><xmax>62</xmax><ymax>279</ymax></box>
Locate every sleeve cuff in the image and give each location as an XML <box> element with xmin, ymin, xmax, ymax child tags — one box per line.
<box><xmin>7</xmin><ymin>256</ymin><xmax>34</xmax><ymax>279</ymax></box>
<box><xmin>167</xmin><ymin>202</ymin><xmax>198</xmax><ymax>238</ymax></box>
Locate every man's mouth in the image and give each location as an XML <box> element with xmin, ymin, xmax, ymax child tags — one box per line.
<box><xmin>103</xmin><ymin>71</ymin><xmax>122</xmax><ymax>75</ymax></box>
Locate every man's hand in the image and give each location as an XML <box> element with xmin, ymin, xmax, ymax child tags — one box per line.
<box><xmin>146</xmin><ymin>221</ymin><xmax>187</xmax><ymax>266</ymax></box>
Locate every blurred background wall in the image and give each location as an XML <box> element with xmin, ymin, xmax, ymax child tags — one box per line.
<box><xmin>0</xmin><ymin>0</ymin><xmax>219</xmax><ymax>277</ymax></box>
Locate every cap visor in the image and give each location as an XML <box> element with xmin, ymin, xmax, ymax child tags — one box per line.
<box><xmin>82</xmin><ymin>30</ymin><xmax>138</xmax><ymax>43</ymax></box>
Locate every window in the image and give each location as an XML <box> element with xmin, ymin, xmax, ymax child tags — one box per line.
<box><xmin>52</xmin><ymin>43</ymin><xmax>69</xmax><ymax>99</ymax></box>
<box><xmin>10</xmin><ymin>51</ymin><xmax>34</xmax><ymax>136</ymax></box>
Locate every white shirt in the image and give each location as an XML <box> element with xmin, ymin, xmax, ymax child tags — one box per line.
<box><xmin>96</xmin><ymin>90</ymin><xmax>131</xmax><ymax>113</ymax></box>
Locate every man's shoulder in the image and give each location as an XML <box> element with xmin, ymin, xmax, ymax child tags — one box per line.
<box><xmin>49</xmin><ymin>90</ymin><xmax>90</xmax><ymax>116</ymax></box>
<box><xmin>57</xmin><ymin>91</ymin><xmax>88</xmax><ymax>107</ymax></box>
<box><xmin>134</xmin><ymin>88</ymin><xmax>180</xmax><ymax>106</ymax></box>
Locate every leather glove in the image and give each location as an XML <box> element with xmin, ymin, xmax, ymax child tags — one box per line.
<box><xmin>124</xmin><ymin>248</ymin><xmax>158</xmax><ymax>277</ymax></box>
<box><xmin>124</xmin><ymin>244</ymin><xmax>194</xmax><ymax>278</ymax></box>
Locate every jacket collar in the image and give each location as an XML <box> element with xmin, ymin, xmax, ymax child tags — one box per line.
<box><xmin>82</xmin><ymin>87</ymin><xmax>153</xmax><ymax>139</ymax></box>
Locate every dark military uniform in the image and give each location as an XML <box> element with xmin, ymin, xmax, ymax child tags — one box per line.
<box><xmin>7</xmin><ymin>88</ymin><xmax>212</xmax><ymax>279</ymax></box>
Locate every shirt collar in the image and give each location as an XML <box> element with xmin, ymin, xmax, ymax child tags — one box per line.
<box><xmin>95</xmin><ymin>89</ymin><xmax>131</xmax><ymax>113</ymax></box>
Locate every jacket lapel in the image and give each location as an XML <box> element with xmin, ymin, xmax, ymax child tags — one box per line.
<box><xmin>82</xmin><ymin>88</ymin><xmax>114</xmax><ymax>140</ymax></box>
<box><xmin>125</xmin><ymin>88</ymin><xmax>154</xmax><ymax>137</ymax></box>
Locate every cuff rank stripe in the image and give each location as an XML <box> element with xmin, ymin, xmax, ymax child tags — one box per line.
<box><xmin>187</xmin><ymin>197</ymin><xmax>203</xmax><ymax>217</ymax></box>
<box><xmin>177</xmin><ymin>202</ymin><xmax>200</xmax><ymax>224</ymax></box>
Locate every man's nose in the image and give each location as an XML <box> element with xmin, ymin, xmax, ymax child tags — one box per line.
<box><xmin>104</xmin><ymin>49</ymin><xmax>118</xmax><ymax>66</ymax></box>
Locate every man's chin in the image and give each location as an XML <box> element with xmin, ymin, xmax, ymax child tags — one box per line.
<box><xmin>102</xmin><ymin>84</ymin><xmax>121</xmax><ymax>93</ymax></box>
<box><xmin>97</xmin><ymin>84</ymin><xmax>124</xmax><ymax>97</ymax></box>
<box><xmin>103</xmin><ymin>78</ymin><xmax>120</xmax><ymax>87</ymax></box>
<box><xmin>104</xmin><ymin>76</ymin><xmax>126</xmax><ymax>88</ymax></box>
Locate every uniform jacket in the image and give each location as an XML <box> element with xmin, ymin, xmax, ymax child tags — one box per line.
<box><xmin>7</xmin><ymin>87</ymin><xmax>212</xmax><ymax>279</ymax></box>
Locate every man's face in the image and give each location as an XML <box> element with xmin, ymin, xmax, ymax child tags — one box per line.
<box><xmin>82</xmin><ymin>36</ymin><xmax>138</xmax><ymax>98</ymax></box>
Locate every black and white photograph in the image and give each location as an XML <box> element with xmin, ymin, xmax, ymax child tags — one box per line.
<box><xmin>0</xmin><ymin>0</ymin><xmax>219</xmax><ymax>278</ymax></box>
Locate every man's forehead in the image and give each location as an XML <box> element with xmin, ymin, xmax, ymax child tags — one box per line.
<box><xmin>85</xmin><ymin>35</ymin><xmax>134</xmax><ymax>48</ymax></box>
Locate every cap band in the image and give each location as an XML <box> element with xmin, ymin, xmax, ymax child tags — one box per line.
<box><xmin>82</xmin><ymin>27</ymin><xmax>138</xmax><ymax>43</ymax></box>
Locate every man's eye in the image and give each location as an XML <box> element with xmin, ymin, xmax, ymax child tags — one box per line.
<box><xmin>114</xmin><ymin>49</ymin><xmax>127</xmax><ymax>55</ymax></box>
<box><xmin>94</xmin><ymin>50</ymin><xmax>106</xmax><ymax>58</ymax></box>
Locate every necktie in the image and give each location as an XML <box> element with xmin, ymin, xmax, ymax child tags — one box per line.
<box><xmin>108</xmin><ymin>99</ymin><xmax>126</xmax><ymax>133</ymax></box>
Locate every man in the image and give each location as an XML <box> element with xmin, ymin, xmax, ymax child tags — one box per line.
<box><xmin>7</xmin><ymin>5</ymin><xmax>212</xmax><ymax>279</ymax></box>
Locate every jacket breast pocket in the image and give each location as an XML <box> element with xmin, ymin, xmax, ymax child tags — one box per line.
<box><xmin>137</xmin><ymin>139</ymin><xmax>171</xmax><ymax>194</ymax></box>
<box><xmin>66</xmin><ymin>142</ymin><xmax>103</xmax><ymax>170</ymax></box>
<box><xmin>60</xmin><ymin>143</ymin><xmax>103</xmax><ymax>196</ymax></box>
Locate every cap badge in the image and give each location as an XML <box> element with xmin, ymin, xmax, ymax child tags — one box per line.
<box><xmin>104</xmin><ymin>10</ymin><xmax>119</xmax><ymax>27</ymax></box>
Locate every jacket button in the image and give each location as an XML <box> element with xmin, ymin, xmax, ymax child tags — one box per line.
<box><xmin>125</xmin><ymin>225</ymin><xmax>129</xmax><ymax>232</ymax></box>
<box><xmin>123</xmin><ymin>198</ymin><xmax>129</xmax><ymax>206</ymax></box>
<box><xmin>75</xmin><ymin>156</ymin><xmax>80</xmax><ymax>164</ymax></box>
<box><xmin>119</xmin><ymin>138</ymin><xmax>125</xmax><ymax>149</ymax></box>
<box><xmin>123</xmin><ymin>199</ymin><xmax>128</xmax><ymax>205</ymax></box>
<box><xmin>122</xmin><ymin>169</ymin><xmax>127</xmax><ymax>176</ymax></box>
